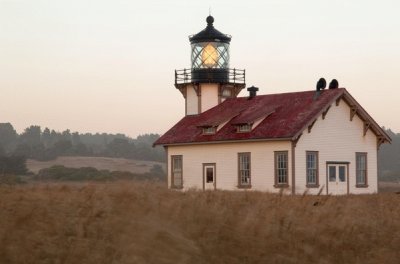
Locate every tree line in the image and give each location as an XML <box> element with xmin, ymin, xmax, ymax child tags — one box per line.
<box><xmin>0</xmin><ymin>122</ymin><xmax>399</xmax><ymax>181</ymax></box>
<box><xmin>378</xmin><ymin>128</ymin><xmax>400</xmax><ymax>181</ymax></box>
<box><xmin>0</xmin><ymin>123</ymin><xmax>165</xmax><ymax>162</ymax></box>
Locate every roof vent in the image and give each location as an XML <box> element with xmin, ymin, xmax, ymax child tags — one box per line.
<box><xmin>247</xmin><ymin>86</ymin><xmax>259</xmax><ymax>99</ymax></box>
<box><xmin>316</xmin><ymin>78</ymin><xmax>326</xmax><ymax>91</ymax></box>
<box><xmin>314</xmin><ymin>78</ymin><xmax>326</xmax><ymax>100</ymax></box>
<box><xmin>329</xmin><ymin>79</ymin><xmax>339</xmax><ymax>89</ymax></box>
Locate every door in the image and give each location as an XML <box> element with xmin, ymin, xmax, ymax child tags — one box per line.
<box><xmin>203</xmin><ymin>164</ymin><xmax>216</xmax><ymax>190</ymax></box>
<box><xmin>327</xmin><ymin>164</ymin><xmax>348</xmax><ymax>195</ymax></box>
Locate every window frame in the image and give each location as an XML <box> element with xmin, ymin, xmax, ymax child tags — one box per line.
<box><xmin>238</xmin><ymin>152</ymin><xmax>251</xmax><ymax>188</ymax></box>
<box><xmin>355</xmin><ymin>152</ymin><xmax>368</xmax><ymax>187</ymax></box>
<box><xmin>171</xmin><ymin>155</ymin><xmax>183</xmax><ymax>189</ymax></box>
<box><xmin>274</xmin><ymin>151</ymin><xmax>289</xmax><ymax>188</ymax></box>
<box><xmin>306</xmin><ymin>151</ymin><xmax>319</xmax><ymax>188</ymax></box>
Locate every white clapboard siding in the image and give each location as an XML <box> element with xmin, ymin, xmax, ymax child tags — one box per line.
<box><xmin>168</xmin><ymin>141</ymin><xmax>292</xmax><ymax>192</ymax></box>
<box><xmin>295</xmin><ymin>98</ymin><xmax>377</xmax><ymax>194</ymax></box>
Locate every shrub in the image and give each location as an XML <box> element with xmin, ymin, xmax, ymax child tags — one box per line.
<box><xmin>0</xmin><ymin>174</ymin><xmax>25</xmax><ymax>185</ymax></box>
<box><xmin>0</xmin><ymin>155</ymin><xmax>28</xmax><ymax>175</ymax></box>
<box><xmin>35</xmin><ymin>166</ymin><xmax>114</xmax><ymax>181</ymax></box>
<box><xmin>35</xmin><ymin>165</ymin><xmax>166</xmax><ymax>182</ymax></box>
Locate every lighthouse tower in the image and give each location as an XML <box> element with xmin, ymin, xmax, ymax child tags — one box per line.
<box><xmin>175</xmin><ymin>16</ymin><xmax>246</xmax><ymax>115</ymax></box>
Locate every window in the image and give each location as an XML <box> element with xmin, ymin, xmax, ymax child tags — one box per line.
<box><xmin>191</xmin><ymin>42</ymin><xmax>230</xmax><ymax>69</ymax></box>
<box><xmin>222</xmin><ymin>89</ymin><xmax>232</xmax><ymax>97</ymax></box>
<box><xmin>171</xmin><ymin>155</ymin><xmax>183</xmax><ymax>188</ymax></box>
<box><xmin>306</xmin><ymin>151</ymin><xmax>319</xmax><ymax>187</ymax></box>
<box><xmin>339</xmin><ymin>166</ymin><xmax>346</xmax><ymax>182</ymax></box>
<box><xmin>356</xmin><ymin>152</ymin><xmax>368</xmax><ymax>187</ymax></box>
<box><xmin>238</xmin><ymin>153</ymin><xmax>251</xmax><ymax>187</ymax></box>
<box><xmin>329</xmin><ymin>166</ymin><xmax>336</xmax><ymax>182</ymax></box>
<box><xmin>206</xmin><ymin>167</ymin><xmax>214</xmax><ymax>183</ymax></box>
<box><xmin>237</xmin><ymin>124</ymin><xmax>252</xmax><ymax>132</ymax></box>
<box><xmin>203</xmin><ymin>126</ymin><xmax>216</xmax><ymax>135</ymax></box>
<box><xmin>275</xmin><ymin>151</ymin><xmax>289</xmax><ymax>187</ymax></box>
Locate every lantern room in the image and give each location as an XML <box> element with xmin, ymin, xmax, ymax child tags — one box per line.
<box><xmin>189</xmin><ymin>16</ymin><xmax>231</xmax><ymax>70</ymax></box>
<box><xmin>174</xmin><ymin>15</ymin><xmax>246</xmax><ymax>116</ymax></box>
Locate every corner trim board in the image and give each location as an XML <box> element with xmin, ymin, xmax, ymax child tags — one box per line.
<box><xmin>291</xmin><ymin>142</ymin><xmax>296</xmax><ymax>195</ymax></box>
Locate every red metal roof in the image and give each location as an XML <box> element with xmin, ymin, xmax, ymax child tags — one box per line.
<box><xmin>154</xmin><ymin>88</ymin><xmax>388</xmax><ymax>146</ymax></box>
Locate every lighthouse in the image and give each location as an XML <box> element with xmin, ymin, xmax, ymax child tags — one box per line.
<box><xmin>175</xmin><ymin>16</ymin><xmax>246</xmax><ymax>115</ymax></box>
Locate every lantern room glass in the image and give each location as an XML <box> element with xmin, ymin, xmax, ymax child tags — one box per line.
<box><xmin>191</xmin><ymin>42</ymin><xmax>230</xmax><ymax>69</ymax></box>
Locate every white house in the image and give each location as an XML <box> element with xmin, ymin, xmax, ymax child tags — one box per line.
<box><xmin>154</xmin><ymin>16</ymin><xmax>391</xmax><ymax>195</ymax></box>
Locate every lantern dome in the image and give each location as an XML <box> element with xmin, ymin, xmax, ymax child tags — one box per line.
<box><xmin>189</xmin><ymin>16</ymin><xmax>231</xmax><ymax>44</ymax></box>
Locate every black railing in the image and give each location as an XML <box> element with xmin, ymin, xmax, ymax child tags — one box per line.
<box><xmin>175</xmin><ymin>68</ymin><xmax>245</xmax><ymax>85</ymax></box>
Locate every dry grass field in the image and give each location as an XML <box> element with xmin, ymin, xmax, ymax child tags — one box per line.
<box><xmin>26</xmin><ymin>156</ymin><xmax>165</xmax><ymax>174</ymax></box>
<box><xmin>0</xmin><ymin>182</ymin><xmax>400</xmax><ymax>264</ymax></box>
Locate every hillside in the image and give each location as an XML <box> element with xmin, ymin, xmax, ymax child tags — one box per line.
<box><xmin>26</xmin><ymin>156</ymin><xmax>165</xmax><ymax>174</ymax></box>
<box><xmin>0</xmin><ymin>181</ymin><xmax>399</xmax><ymax>263</ymax></box>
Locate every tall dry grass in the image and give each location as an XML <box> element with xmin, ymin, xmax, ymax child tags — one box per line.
<box><xmin>0</xmin><ymin>182</ymin><xmax>399</xmax><ymax>264</ymax></box>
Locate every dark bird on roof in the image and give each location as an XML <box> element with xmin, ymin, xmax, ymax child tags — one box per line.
<box><xmin>316</xmin><ymin>78</ymin><xmax>327</xmax><ymax>91</ymax></box>
<box><xmin>329</xmin><ymin>79</ymin><xmax>339</xmax><ymax>89</ymax></box>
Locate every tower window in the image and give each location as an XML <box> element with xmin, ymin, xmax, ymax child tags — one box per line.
<box><xmin>222</xmin><ymin>89</ymin><xmax>232</xmax><ymax>97</ymax></box>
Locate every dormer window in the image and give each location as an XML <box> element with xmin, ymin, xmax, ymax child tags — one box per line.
<box><xmin>237</xmin><ymin>124</ymin><xmax>252</xmax><ymax>132</ymax></box>
<box><xmin>203</xmin><ymin>126</ymin><xmax>216</xmax><ymax>135</ymax></box>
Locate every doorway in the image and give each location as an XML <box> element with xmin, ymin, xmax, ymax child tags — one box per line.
<box><xmin>327</xmin><ymin>163</ymin><xmax>349</xmax><ymax>195</ymax></box>
<box><xmin>203</xmin><ymin>163</ymin><xmax>216</xmax><ymax>190</ymax></box>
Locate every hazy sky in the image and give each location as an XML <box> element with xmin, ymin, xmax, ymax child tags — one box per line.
<box><xmin>1</xmin><ymin>0</ymin><xmax>399</xmax><ymax>137</ymax></box>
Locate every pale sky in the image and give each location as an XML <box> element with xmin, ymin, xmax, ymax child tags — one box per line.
<box><xmin>1</xmin><ymin>0</ymin><xmax>399</xmax><ymax>137</ymax></box>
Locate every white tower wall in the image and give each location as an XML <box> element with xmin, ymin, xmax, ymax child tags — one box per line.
<box><xmin>200</xmin><ymin>84</ymin><xmax>219</xmax><ymax>113</ymax></box>
<box><xmin>186</xmin><ymin>85</ymin><xmax>199</xmax><ymax>115</ymax></box>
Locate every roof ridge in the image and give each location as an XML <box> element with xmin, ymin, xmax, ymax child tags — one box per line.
<box><xmin>235</xmin><ymin>88</ymin><xmax>346</xmax><ymax>99</ymax></box>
